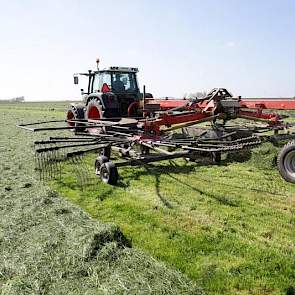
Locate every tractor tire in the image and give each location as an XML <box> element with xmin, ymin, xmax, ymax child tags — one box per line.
<box><xmin>99</xmin><ymin>161</ymin><xmax>118</xmax><ymax>185</ymax></box>
<box><xmin>100</xmin><ymin>146</ymin><xmax>111</xmax><ymax>159</ymax></box>
<box><xmin>66</xmin><ymin>104</ymin><xmax>85</xmax><ymax>132</ymax></box>
<box><xmin>86</xmin><ymin>98</ymin><xmax>103</xmax><ymax>121</ymax></box>
<box><xmin>277</xmin><ymin>140</ymin><xmax>295</xmax><ymax>183</ymax></box>
<box><xmin>212</xmin><ymin>151</ymin><xmax>221</xmax><ymax>163</ymax></box>
<box><xmin>95</xmin><ymin>155</ymin><xmax>109</xmax><ymax>176</ymax></box>
<box><xmin>86</xmin><ymin>98</ymin><xmax>105</xmax><ymax>134</ymax></box>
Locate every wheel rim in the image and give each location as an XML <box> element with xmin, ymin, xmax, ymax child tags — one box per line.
<box><xmin>87</xmin><ymin>105</ymin><xmax>101</xmax><ymax>120</ymax></box>
<box><xmin>67</xmin><ymin>110</ymin><xmax>75</xmax><ymax>127</ymax></box>
<box><xmin>284</xmin><ymin>150</ymin><xmax>295</xmax><ymax>178</ymax></box>
<box><xmin>95</xmin><ymin>161</ymin><xmax>100</xmax><ymax>175</ymax></box>
<box><xmin>101</xmin><ymin>167</ymin><xmax>109</xmax><ymax>182</ymax></box>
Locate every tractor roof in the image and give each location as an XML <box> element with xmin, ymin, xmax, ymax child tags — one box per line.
<box><xmin>101</xmin><ymin>66</ymin><xmax>139</xmax><ymax>73</ymax></box>
<box><xmin>73</xmin><ymin>67</ymin><xmax>139</xmax><ymax>77</ymax></box>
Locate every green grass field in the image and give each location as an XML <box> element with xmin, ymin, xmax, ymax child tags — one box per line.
<box><xmin>1</xmin><ymin>102</ymin><xmax>294</xmax><ymax>294</ymax></box>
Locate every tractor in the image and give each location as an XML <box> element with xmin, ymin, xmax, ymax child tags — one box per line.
<box><xmin>67</xmin><ymin>59</ymin><xmax>153</xmax><ymax>129</ymax></box>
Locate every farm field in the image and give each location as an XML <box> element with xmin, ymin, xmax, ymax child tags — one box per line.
<box><xmin>1</xmin><ymin>102</ymin><xmax>294</xmax><ymax>294</ymax></box>
<box><xmin>0</xmin><ymin>102</ymin><xmax>200</xmax><ymax>295</ymax></box>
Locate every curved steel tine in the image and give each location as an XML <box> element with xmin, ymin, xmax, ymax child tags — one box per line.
<box><xmin>79</xmin><ymin>155</ymin><xmax>91</xmax><ymax>186</ymax></box>
<box><xmin>71</xmin><ymin>156</ymin><xmax>84</xmax><ymax>190</ymax></box>
<box><xmin>75</xmin><ymin>155</ymin><xmax>86</xmax><ymax>189</ymax></box>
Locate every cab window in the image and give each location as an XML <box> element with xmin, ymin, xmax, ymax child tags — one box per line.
<box><xmin>111</xmin><ymin>72</ymin><xmax>138</xmax><ymax>92</ymax></box>
<box><xmin>92</xmin><ymin>73</ymin><xmax>111</xmax><ymax>92</ymax></box>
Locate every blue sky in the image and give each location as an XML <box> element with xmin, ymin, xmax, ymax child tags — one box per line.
<box><xmin>0</xmin><ymin>0</ymin><xmax>295</xmax><ymax>100</ymax></box>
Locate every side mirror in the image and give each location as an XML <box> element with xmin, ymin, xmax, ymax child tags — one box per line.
<box><xmin>74</xmin><ymin>76</ymin><xmax>79</xmax><ymax>84</ymax></box>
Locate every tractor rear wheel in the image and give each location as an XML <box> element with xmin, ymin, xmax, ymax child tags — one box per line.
<box><xmin>66</xmin><ymin>104</ymin><xmax>85</xmax><ymax>132</ymax></box>
<box><xmin>86</xmin><ymin>98</ymin><xmax>103</xmax><ymax>121</ymax></box>
<box><xmin>277</xmin><ymin>140</ymin><xmax>295</xmax><ymax>183</ymax></box>
<box><xmin>99</xmin><ymin>161</ymin><xmax>118</xmax><ymax>185</ymax></box>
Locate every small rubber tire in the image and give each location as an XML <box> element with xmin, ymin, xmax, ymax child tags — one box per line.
<box><xmin>101</xmin><ymin>146</ymin><xmax>111</xmax><ymax>159</ymax></box>
<box><xmin>277</xmin><ymin>140</ymin><xmax>295</xmax><ymax>183</ymax></box>
<box><xmin>212</xmin><ymin>152</ymin><xmax>221</xmax><ymax>163</ymax></box>
<box><xmin>100</xmin><ymin>161</ymin><xmax>119</xmax><ymax>185</ymax></box>
<box><xmin>95</xmin><ymin>156</ymin><xmax>109</xmax><ymax>176</ymax></box>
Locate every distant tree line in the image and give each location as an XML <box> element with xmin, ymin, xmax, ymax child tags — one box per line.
<box><xmin>0</xmin><ymin>96</ymin><xmax>25</xmax><ymax>103</ymax></box>
<box><xmin>184</xmin><ymin>91</ymin><xmax>207</xmax><ymax>100</ymax></box>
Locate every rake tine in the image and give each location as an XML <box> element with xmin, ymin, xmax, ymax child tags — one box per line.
<box><xmin>80</xmin><ymin>155</ymin><xmax>94</xmax><ymax>186</ymax></box>
<box><xmin>50</xmin><ymin>144</ymin><xmax>57</xmax><ymax>180</ymax></box>
<box><xmin>34</xmin><ymin>150</ymin><xmax>39</xmax><ymax>171</ymax></box>
<box><xmin>70</xmin><ymin>156</ymin><xmax>84</xmax><ymax>190</ymax></box>
<box><xmin>47</xmin><ymin>146</ymin><xmax>53</xmax><ymax>180</ymax></box>
<box><xmin>38</xmin><ymin>152</ymin><xmax>43</xmax><ymax>180</ymax></box>
<box><xmin>46</xmin><ymin>149</ymin><xmax>51</xmax><ymax>181</ymax></box>
<box><xmin>44</xmin><ymin>150</ymin><xmax>48</xmax><ymax>181</ymax></box>
<box><xmin>40</xmin><ymin>143</ymin><xmax>47</xmax><ymax>182</ymax></box>
<box><xmin>48</xmin><ymin>147</ymin><xmax>53</xmax><ymax>180</ymax></box>
<box><xmin>52</xmin><ymin>143</ymin><xmax>59</xmax><ymax>179</ymax></box>
<box><xmin>41</xmin><ymin>151</ymin><xmax>46</xmax><ymax>182</ymax></box>
<box><xmin>57</xmin><ymin>148</ymin><xmax>62</xmax><ymax>180</ymax></box>
<box><xmin>79</xmin><ymin>155</ymin><xmax>91</xmax><ymax>186</ymax></box>
<box><xmin>74</xmin><ymin>155</ymin><xmax>86</xmax><ymax>190</ymax></box>
<box><xmin>39</xmin><ymin>153</ymin><xmax>43</xmax><ymax>181</ymax></box>
<box><xmin>76</xmin><ymin>155</ymin><xmax>87</xmax><ymax>190</ymax></box>
<box><xmin>54</xmin><ymin>147</ymin><xmax>60</xmax><ymax>180</ymax></box>
<box><xmin>79</xmin><ymin>156</ymin><xmax>90</xmax><ymax>186</ymax></box>
<box><xmin>34</xmin><ymin>150</ymin><xmax>38</xmax><ymax>171</ymax></box>
<box><xmin>62</xmin><ymin>146</ymin><xmax>67</xmax><ymax>161</ymax></box>
<box><xmin>51</xmin><ymin>146</ymin><xmax>56</xmax><ymax>179</ymax></box>
<box><xmin>35</xmin><ymin>151</ymin><xmax>42</xmax><ymax>181</ymax></box>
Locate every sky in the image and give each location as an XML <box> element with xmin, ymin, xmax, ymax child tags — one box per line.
<box><xmin>0</xmin><ymin>0</ymin><xmax>295</xmax><ymax>101</ymax></box>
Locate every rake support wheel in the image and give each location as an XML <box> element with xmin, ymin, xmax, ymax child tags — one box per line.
<box><xmin>212</xmin><ymin>151</ymin><xmax>221</xmax><ymax>163</ymax></box>
<box><xmin>101</xmin><ymin>146</ymin><xmax>111</xmax><ymax>159</ymax></box>
<box><xmin>277</xmin><ymin>140</ymin><xmax>295</xmax><ymax>183</ymax></box>
<box><xmin>95</xmin><ymin>156</ymin><xmax>109</xmax><ymax>176</ymax></box>
<box><xmin>100</xmin><ymin>161</ymin><xmax>118</xmax><ymax>185</ymax></box>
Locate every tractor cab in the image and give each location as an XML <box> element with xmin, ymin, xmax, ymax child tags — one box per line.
<box><xmin>93</xmin><ymin>67</ymin><xmax>140</xmax><ymax>96</ymax></box>
<box><xmin>73</xmin><ymin>66</ymin><xmax>143</xmax><ymax>118</ymax></box>
<box><xmin>92</xmin><ymin>67</ymin><xmax>140</xmax><ymax>116</ymax></box>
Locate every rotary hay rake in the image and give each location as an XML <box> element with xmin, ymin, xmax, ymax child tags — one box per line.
<box><xmin>18</xmin><ymin>88</ymin><xmax>295</xmax><ymax>186</ymax></box>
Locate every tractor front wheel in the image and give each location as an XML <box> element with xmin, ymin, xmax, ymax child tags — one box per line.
<box><xmin>66</xmin><ymin>104</ymin><xmax>85</xmax><ymax>132</ymax></box>
<box><xmin>99</xmin><ymin>161</ymin><xmax>118</xmax><ymax>185</ymax></box>
<box><xmin>277</xmin><ymin>140</ymin><xmax>295</xmax><ymax>183</ymax></box>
